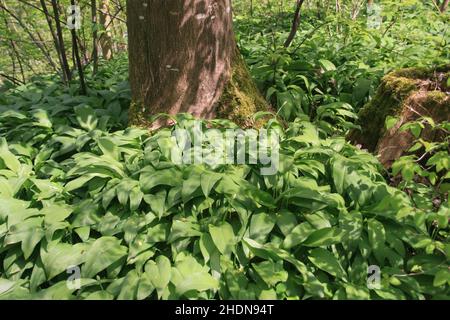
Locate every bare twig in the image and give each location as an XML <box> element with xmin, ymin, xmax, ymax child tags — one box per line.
<box><xmin>0</xmin><ymin>72</ymin><xmax>24</xmax><ymax>85</ymax></box>
<box><xmin>284</xmin><ymin>0</ymin><xmax>306</xmax><ymax>48</ymax></box>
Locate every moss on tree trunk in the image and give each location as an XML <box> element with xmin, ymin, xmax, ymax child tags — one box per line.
<box><xmin>128</xmin><ymin>46</ymin><xmax>272</xmax><ymax>130</ymax></box>
<box><xmin>348</xmin><ymin>65</ymin><xmax>450</xmax><ymax>152</ymax></box>
<box><xmin>215</xmin><ymin>46</ymin><xmax>272</xmax><ymax>128</ymax></box>
<box><xmin>348</xmin><ymin>65</ymin><xmax>450</xmax><ymax>167</ymax></box>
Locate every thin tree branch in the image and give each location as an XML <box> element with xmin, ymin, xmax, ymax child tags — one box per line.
<box><xmin>284</xmin><ymin>0</ymin><xmax>306</xmax><ymax>48</ymax></box>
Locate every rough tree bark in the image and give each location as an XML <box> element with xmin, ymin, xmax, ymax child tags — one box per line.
<box><xmin>126</xmin><ymin>0</ymin><xmax>270</xmax><ymax>129</ymax></box>
<box><xmin>99</xmin><ymin>0</ymin><xmax>113</xmax><ymax>60</ymax></box>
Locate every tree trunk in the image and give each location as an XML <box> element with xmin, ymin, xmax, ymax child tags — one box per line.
<box><xmin>126</xmin><ymin>0</ymin><xmax>270</xmax><ymax>129</ymax></box>
<box><xmin>51</xmin><ymin>0</ymin><xmax>72</xmax><ymax>81</ymax></box>
<box><xmin>440</xmin><ymin>0</ymin><xmax>449</xmax><ymax>13</ymax></box>
<box><xmin>335</xmin><ymin>0</ymin><xmax>341</xmax><ymax>13</ymax></box>
<box><xmin>91</xmin><ymin>0</ymin><xmax>99</xmax><ymax>74</ymax></box>
<box><xmin>70</xmin><ymin>0</ymin><xmax>87</xmax><ymax>95</ymax></box>
<box><xmin>99</xmin><ymin>0</ymin><xmax>113</xmax><ymax>60</ymax></box>
<box><xmin>40</xmin><ymin>0</ymin><xmax>69</xmax><ymax>83</ymax></box>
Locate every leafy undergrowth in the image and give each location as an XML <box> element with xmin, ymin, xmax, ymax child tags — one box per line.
<box><xmin>236</xmin><ymin>1</ymin><xmax>449</xmax><ymax>121</ymax></box>
<box><xmin>0</xmin><ymin>64</ymin><xmax>449</xmax><ymax>300</ymax></box>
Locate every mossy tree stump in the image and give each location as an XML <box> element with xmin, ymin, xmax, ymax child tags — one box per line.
<box><xmin>348</xmin><ymin>65</ymin><xmax>450</xmax><ymax>167</ymax></box>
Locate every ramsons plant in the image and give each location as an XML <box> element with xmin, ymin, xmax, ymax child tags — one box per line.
<box><xmin>389</xmin><ymin>117</ymin><xmax>450</xmax><ymax>251</ymax></box>
<box><xmin>0</xmin><ymin>2</ymin><xmax>448</xmax><ymax>300</ymax></box>
<box><xmin>235</xmin><ymin>0</ymin><xmax>449</xmax><ymax>127</ymax></box>
<box><xmin>0</xmin><ymin>67</ymin><xmax>448</xmax><ymax>299</ymax></box>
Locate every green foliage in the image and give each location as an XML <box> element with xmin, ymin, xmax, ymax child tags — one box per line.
<box><xmin>391</xmin><ymin>117</ymin><xmax>449</xmax><ymax>226</ymax></box>
<box><xmin>0</xmin><ymin>65</ymin><xmax>448</xmax><ymax>299</ymax></box>
<box><xmin>235</xmin><ymin>0</ymin><xmax>449</xmax><ymax>130</ymax></box>
<box><xmin>0</xmin><ymin>0</ymin><xmax>128</xmax><ymax>82</ymax></box>
<box><xmin>0</xmin><ymin>0</ymin><xmax>448</xmax><ymax>301</ymax></box>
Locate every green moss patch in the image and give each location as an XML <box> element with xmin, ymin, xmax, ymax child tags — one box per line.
<box><xmin>348</xmin><ymin>65</ymin><xmax>450</xmax><ymax>151</ymax></box>
<box><xmin>216</xmin><ymin>47</ymin><xmax>273</xmax><ymax>128</ymax></box>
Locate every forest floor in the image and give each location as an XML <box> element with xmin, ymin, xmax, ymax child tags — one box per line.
<box><xmin>0</xmin><ymin>3</ymin><xmax>448</xmax><ymax>300</ymax></box>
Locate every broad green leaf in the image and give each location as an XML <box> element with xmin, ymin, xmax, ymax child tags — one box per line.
<box><xmin>344</xmin><ymin>284</ymin><xmax>370</xmax><ymax>300</ymax></box>
<box><xmin>209</xmin><ymin>222</ymin><xmax>235</xmax><ymax>256</ymax></box>
<box><xmin>137</xmin><ymin>273</ymin><xmax>155</xmax><ymax>300</ymax></box>
<box><xmin>433</xmin><ymin>269</ymin><xmax>450</xmax><ymax>287</ymax></box>
<box><xmin>145</xmin><ymin>255</ymin><xmax>171</xmax><ymax>299</ymax></box>
<box><xmin>0</xmin><ymin>278</ymin><xmax>17</xmax><ymax>295</ymax></box>
<box><xmin>302</xmin><ymin>227</ymin><xmax>344</xmax><ymax>247</ymax></box>
<box><xmin>98</xmin><ymin>137</ymin><xmax>120</xmax><ymax>160</ymax></box>
<box><xmin>30</xmin><ymin>257</ymin><xmax>46</xmax><ymax>292</ymax></box>
<box><xmin>319</xmin><ymin>59</ymin><xmax>336</xmax><ymax>72</ymax></box>
<box><xmin>85</xmin><ymin>291</ymin><xmax>115</xmax><ymax>300</ymax></box>
<box><xmin>83</xmin><ymin>237</ymin><xmax>127</xmax><ymax>278</ymax></box>
<box><xmin>252</xmin><ymin>260</ymin><xmax>288</xmax><ymax>287</ymax></box>
<box><xmin>117</xmin><ymin>269</ymin><xmax>139</xmax><ymax>300</ymax></box>
<box><xmin>182</xmin><ymin>173</ymin><xmax>202</xmax><ymax>203</ymax></box>
<box><xmin>140</xmin><ymin>168</ymin><xmax>182</xmax><ymax>192</ymax></box>
<box><xmin>168</xmin><ymin>218</ymin><xmax>202</xmax><ymax>243</ymax></box>
<box><xmin>75</xmin><ymin>105</ymin><xmax>98</xmax><ymax>131</ymax></box>
<box><xmin>4</xmin><ymin>217</ymin><xmax>44</xmax><ymax>259</ymax></box>
<box><xmin>42</xmin><ymin>204</ymin><xmax>73</xmax><ymax>225</ymax></box>
<box><xmin>276</xmin><ymin>210</ymin><xmax>298</xmax><ymax>237</ymax></box>
<box><xmin>41</xmin><ymin>241</ymin><xmax>88</xmax><ymax>280</ymax></box>
<box><xmin>199</xmin><ymin>233</ymin><xmax>218</xmax><ymax>264</ymax></box>
<box><xmin>129</xmin><ymin>186</ymin><xmax>143</xmax><ymax>211</ymax></box>
<box><xmin>259</xmin><ymin>289</ymin><xmax>277</xmax><ymax>300</ymax></box>
<box><xmin>385</xmin><ymin>116</ymin><xmax>399</xmax><ymax>130</ymax></box>
<box><xmin>65</xmin><ymin>174</ymin><xmax>97</xmax><ymax>192</ymax></box>
<box><xmin>116</xmin><ymin>179</ymin><xmax>135</xmax><ymax>206</ymax></box>
<box><xmin>171</xmin><ymin>255</ymin><xmax>219</xmax><ymax>296</ymax></box>
<box><xmin>143</xmin><ymin>190</ymin><xmax>167</xmax><ymax>219</ymax></box>
<box><xmin>0</xmin><ymin>197</ymin><xmax>38</xmax><ymax>226</ymax></box>
<box><xmin>367</xmin><ymin>219</ymin><xmax>386</xmax><ymax>265</ymax></box>
<box><xmin>282</xmin><ymin>222</ymin><xmax>315</xmax><ymax>249</ymax></box>
<box><xmin>249</xmin><ymin>212</ymin><xmax>276</xmax><ymax>243</ymax></box>
<box><xmin>339</xmin><ymin>210</ymin><xmax>363</xmax><ymax>244</ymax></box>
<box><xmin>0</xmin><ymin>138</ymin><xmax>20</xmax><ymax>173</ymax></box>
<box><xmin>200</xmin><ymin>171</ymin><xmax>222</xmax><ymax>197</ymax></box>
<box><xmin>308</xmin><ymin>248</ymin><xmax>347</xmax><ymax>280</ymax></box>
